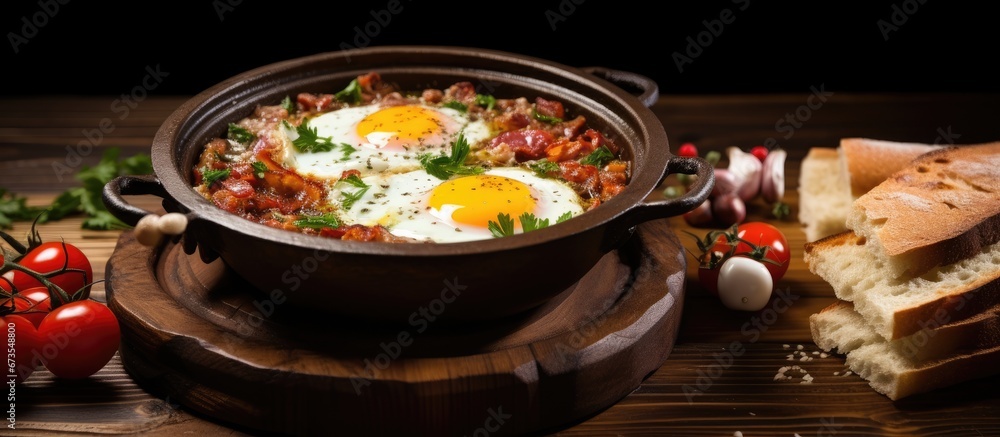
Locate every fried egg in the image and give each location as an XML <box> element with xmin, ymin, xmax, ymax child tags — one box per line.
<box><xmin>331</xmin><ymin>167</ymin><xmax>585</xmax><ymax>243</ymax></box>
<box><xmin>279</xmin><ymin>103</ymin><xmax>492</xmax><ymax>179</ymax></box>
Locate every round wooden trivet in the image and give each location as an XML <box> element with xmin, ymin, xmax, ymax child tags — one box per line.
<box><xmin>106</xmin><ymin>220</ymin><xmax>686</xmax><ymax>436</ymax></box>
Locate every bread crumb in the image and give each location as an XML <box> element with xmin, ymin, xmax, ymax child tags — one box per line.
<box><xmin>749</xmin><ymin>412</ymin><xmax>755</xmax><ymax>416</ymax></box>
<box><xmin>812</xmin><ymin>351</ymin><xmax>820</xmax><ymax>355</ymax></box>
<box><xmin>734</xmin><ymin>432</ymin><xmax>743</xmax><ymax>437</ymax></box>
<box><xmin>795</xmin><ymin>434</ymin><xmax>803</xmax><ymax>437</ymax></box>
<box><xmin>783</xmin><ymin>344</ymin><xmax>790</xmax><ymax>349</ymax></box>
<box><xmin>796</xmin><ymin>345</ymin><xmax>804</xmax><ymax>350</ymax></box>
<box><xmin>820</xmin><ymin>353</ymin><xmax>829</xmax><ymax>358</ymax></box>
<box><xmin>845</xmin><ymin>371</ymin><xmax>853</xmax><ymax>376</ymax></box>
<box><xmin>833</xmin><ymin>371</ymin><xmax>840</xmax><ymax>376</ymax></box>
<box><xmin>786</xmin><ymin>354</ymin><xmax>794</xmax><ymax>361</ymax></box>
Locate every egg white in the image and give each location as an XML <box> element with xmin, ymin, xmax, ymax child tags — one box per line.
<box><xmin>329</xmin><ymin>167</ymin><xmax>585</xmax><ymax>243</ymax></box>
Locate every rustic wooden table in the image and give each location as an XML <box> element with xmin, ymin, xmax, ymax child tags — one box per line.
<box><xmin>2</xmin><ymin>92</ymin><xmax>999</xmax><ymax>436</ymax></box>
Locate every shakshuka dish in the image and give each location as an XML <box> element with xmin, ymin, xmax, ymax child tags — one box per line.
<box><xmin>193</xmin><ymin>72</ymin><xmax>630</xmax><ymax>243</ymax></box>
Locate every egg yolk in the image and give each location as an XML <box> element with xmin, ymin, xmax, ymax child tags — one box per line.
<box><xmin>429</xmin><ymin>175</ymin><xmax>537</xmax><ymax>228</ymax></box>
<box><xmin>356</xmin><ymin>105</ymin><xmax>445</xmax><ymax>150</ymax></box>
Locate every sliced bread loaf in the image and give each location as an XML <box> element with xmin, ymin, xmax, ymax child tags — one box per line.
<box><xmin>810</xmin><ymin>300</ymin><xmax>1000</xmax><ymax>400</ymax></box>
<box><xmin>798</xmin><ymin>147</ymin><xmax>852</xmax><ymax>242</ymax></box>
<box><xmin>846</xmin><ymin>143</ymin><xmax>1000</xmax><ymax>278</ymax></box>
<box><xmin>811</xmin><ymin>300</ymin><xmax>1000</xmax><ymax>363</ymax></box>
<box><xmin>804</xmin><ymin>231</ymin><xmax>1000</xmax><ymax>340</ymax></box>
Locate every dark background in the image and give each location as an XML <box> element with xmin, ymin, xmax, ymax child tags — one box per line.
<box><xmin>1</xmin><ymin>1</ymin><xmax>996</xmax><ymax>96</ymax></box>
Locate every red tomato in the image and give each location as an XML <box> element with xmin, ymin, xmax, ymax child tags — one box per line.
<box><xmin>678</xmin><ymin>142</ymin><xmax>699</xmax><ymax>158</ymax></box>
<box><xmin>3</xmin><ymin>242</ymin><xmax>93</xmax><ymax>299</ymax></box>
<box><xmin>1</xmin><ymin>287</ymin><xmax>52</xmax><ymax>327</ymax></box>
<box><xmin>2</xmin><ymin>314</ymin><xmax>42</xmax><ymax>383</ymax></box>
<box><xmin>37</xmin><ymin>300</ymin><xmax>120</xmax><ymax>379</ymax></box>
<box><xmin>728</xmin><ymin>222</ymin><xmax>791</xmax><ymax>282</ymax></box>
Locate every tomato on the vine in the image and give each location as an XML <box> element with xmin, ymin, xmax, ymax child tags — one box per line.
<box><xmin>1</xmin><ymin>287</ymin><xmax>52</xmax><ymax>327</ymax></box>
<box><xmin>727</xmin><ymin>222</ymin><xmax>790</xmax><ymax>282</ymax></box>
<box><xmin>2</xmin><ymin>242</ymin><xmax>93</xmax><ymax>299</ymax></box>
<box><xmin>688</xmin><ymin>222</ymin><xmax>790</xmax><ymax>302</ymax></box>
<box><xmin>1</xmin><ymin>314</ymin><xmax>41</xmax><ymax>383</ymax></box>
<box><xmin>37</xmin><ymin>300</ymin><xmax>120</xmax><ymax>379</ymax></box>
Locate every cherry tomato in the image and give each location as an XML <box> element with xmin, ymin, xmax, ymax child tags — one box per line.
<box><xmin>750</xmin><ymin>145</ymin><xmax>769</xmax><ymax>162</ymax></box>
<box><xmin>2</xmin><ymin>242</ymin><xmax>93</xmax><ymax>298</ymax></box>
<box><xmin>37</xmin><ymin>300</ymin><xmax>120</xmax><ymax>379</ymax></box>
<box><xmin>1</xmin><ymin>287</ymin><xmax>53</xmax><ymax>327</ymax></box>
<box><xmin>677</xmin><ymin>142</ymin><xmax>698</xmax><ymax>158</ymax></box>
<box><xmin>2</xmin><ymin>314</ymin><xmax>42</xmax><ymax>383</ymax></box>
<box><xmin>731</xmin><ymin>222</ymin><xmax>790</xmax><ymax>281</ymax></box>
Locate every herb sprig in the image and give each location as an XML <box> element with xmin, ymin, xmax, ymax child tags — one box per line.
<box><xmin>338</xmin><ymin>174</ymin><xmax>370</xmax><ymax>211</ymax></box>
<box><xmin>419</xmin><ymin>133</ymin><xmax>484</xmax><ymax>180</ymax></box>
<box><xmin>294</xmin><ymin>213</ymin><xmax>341</xmax><ymax>230</ymax></box>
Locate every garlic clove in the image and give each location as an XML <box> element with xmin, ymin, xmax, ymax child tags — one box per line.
<box><xmin>760</xmin><ymin>148</ymin><xmax>787</xmax><ymax>203</ymax></box>
<box><xmin>727</xmin><ymin>147</ymin><xmax>762</xmax><ymax>201</ymax></box>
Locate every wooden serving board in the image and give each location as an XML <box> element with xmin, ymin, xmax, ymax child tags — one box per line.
<box><xmin>105</xmin><ymin>220</ymin><xmax>686</xmax><ymax>436</ymax></box>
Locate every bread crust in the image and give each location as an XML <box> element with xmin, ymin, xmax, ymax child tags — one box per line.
<box><xmin>839</xmin><ymin>138</ymin><xmax>941</xmax><ymax>197</ymax></box>
<box><xmin>848</xmin><ymin>143</ymin><xmax>1000</xmax><ymax>275</ymax></box>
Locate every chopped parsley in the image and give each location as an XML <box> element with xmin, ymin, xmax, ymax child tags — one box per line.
<box><xmin>251</xmin><ymin>161</ymin><xmax>268</xmax><ymax>178</ymax></box>
<box><xmin>532</xmin><ymin>109</ymin><xmax>562</xmax><ymax>124</ymax></box>
<box><xmin>528</xmin><ymin>160</ymin><xmax>560</xmax><ymax>177</ymax></box>
<box><xmin>294</xmin><ymin>213</ymin><xmax>340</xmax><ymax>230</ymax></box>
<box><xmin>292</xmin><ymin>121</ymin><xmax>337</xmax><ymax>153</ymax></box>
<box><xmin>488</xmin><ymin>213</ymin><xmax>515</xmax><ymax>238</ymax></box>
<box><xmin>338</xmin><ymin>175</ymin><xmax>370</xmax><ymax>211</ymax></box>
<box><xmin>475</xmin><ymin>94</ymin><xmax>496</xmax><ymax>111</ymax></box>
<box><xmin>580</xmin><ymin>145</ymin><xmax>614</xmax><ymax>167</ymax></box>
<box><xmin>340</xmin><ymin>143</ymin><xmax>357</xmax><ymax>161</ymax></box>
<box><xmin>202</xmin><ymin>168</ymin><xmax>231</xmax><ymax>186</ymax></box>
<box><xmin>334</xmin><ymin>79</ymin><xmax>362</xmax><ymax>104</ymax></box>
<box><xmin>227</xmin><ymin>124</ymin><xmax>256</xmax><ymax>144</ymax></box>
<box><xmin>489</xmin><ymin>212</ymin><xmax>573</xmax><ymax>238</ymax></box>
<box><xmin>418</xmin><ymin>133</ymin><xmax>484</xmax><ymax>180</ymax></box>
<box><xmin>280</xmin><ymin>95</ymin><xmax>296</xmax><ymax>114</ymax></box>
<box><xmin>518</xmin><ymin>213</ymin><xmax>550</xmax><ymax>232</ymax></box>
<box><xmin>443</xmin><ymin>101</ymin><xmax>467</xmax><ymax>113</ymax></box>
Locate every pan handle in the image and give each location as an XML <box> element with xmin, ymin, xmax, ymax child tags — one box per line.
<box><xmin>102</xmin><ymin>175</ymin><xmax>170</xmax><ymax>226</ymax></box>
<box><xmin>581</xmin><ymin>66</ymin><xmax>659</xmax><ymax>108</ymax></box>
<box><xmin>603</xmin><ymin>156</ymin><xmax>714</xmax><ymax>250</ymax></box>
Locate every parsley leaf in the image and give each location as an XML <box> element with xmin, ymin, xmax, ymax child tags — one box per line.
<box><xmin>519</xmin><ymin>213</ymin><xmax>550</xmax><ymax>232</ymax></box>
<box><xmin>294</xmin><ymin>213</ymin><xmax>341</xmax><ymax>230</ymax></box>
<box><xmin>338</xmin><ymin>175</ymin><xmax>370</xmax><ymax>211</ymax></box>
<box><xmin>475</xmin><ymin>94</ymin><xmax>496</xmax><ymax>111</ymax></box>
<box><xmin>528</xmin><ymin>160</ymin><xmax>560</xmax><ymax>177</ymax></box>
<box><xmin>580</xmin><ymin>146</ymin><xmax>614</xmax><ymax>167</ymax></box>
<box><xmin>252</xmin><ymin>161</ymin><xmax>268</xmax><ymax>178</ymax></box>
<box><xmin>202</xmin><ymin>168</ymin><xmax>231</xmax><ymax>186</ymax></box>
<box><xmin>0</xmin><ymin>189</ymin><xmax>42</xmax><ymax>229</ymax></box>
<box><xmin>418</xmin><ymin>133</ymin><xmax>484</xmax><ymax>180</ymax></box>
<box><xmin>557</xmin><ymin>211</ymin><xmax>574</xmax><ymax>223</ymax></box>
<box><xmin>334</xmin><ymin>79</ymin><xmax>362</xmax><ymax>104</ymax></box>
<box><xmin>292</xmin><ymin>121</ymin><xmax>337</xmax><ymax>153</ymax></box>
<box><xmin>37</xmin><ymin>148</ymin><xmax>153</xmax><ymax>230</ymax></box>
<box><xmin>488</xmin><ymin>213</ymin><xmax>515</xmax><ymax>238</ymax></box>
<box><xmin>280</xmin><ymin>95</ymin><xmax>296</xmax><ymax>114</ymax></box>
<box><xmin>227</xmin><ymin>123</ymin><xmax>256</xmax><ymax>144</ymax></box>
<box><xmin>443</xmin><ymin>101</ymin><xmax>467</xmax><ymax>113</ymax></box>
<box><xmin>532</xmin><ymin>108</ymin><xmax>563</xmax><ymax>124</ymax></box>
<box><xmin>340</xmin><ymin>143</ymin><xmax>357</xmax><ymax>161</ymax></box>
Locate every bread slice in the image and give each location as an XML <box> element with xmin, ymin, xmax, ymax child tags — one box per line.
<box><xmin>798</xmin><ymin>147</ymin><xmax>852</xmax><ymax>242</ymax></box>
<box><xmin>846</xmin><ymin>143</ymin><xmax>1000</xmax><ymax>278</ymax></box>
<box><xmin>811</xmin><ymin>300</ymin><xmax>1000</xmax><ymax>363</ymax></box>
<box><xmin>804</xmin><ymin>231</ymin><xmax>1000</xmax><ymax>340</ymax></box>
<box><xmin>810</xmin><ymin>301</ymin><xmax>1000</xmax><ymax>400</ymax></box>
<box><xmin>797</xmin><ymin>139</ymin><xmax>941</xmax><ymax>242</ymax></box>
<box><xmin>839</xmin><ymin>138</ymin><xmax>941</xmax><ymax>197</ymax></box>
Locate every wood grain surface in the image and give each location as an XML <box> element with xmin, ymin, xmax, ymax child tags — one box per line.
<box><xmin>3</xmin><ymin>92</ymin><xmax>1000</xmax><ymax>436</ymax></box>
